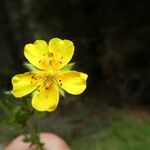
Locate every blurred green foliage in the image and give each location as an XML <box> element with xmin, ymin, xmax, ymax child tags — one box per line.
<box><xmin>70</xmin><ymin>112</ymin><xmax>150</xmax><ymax>150</ymax></box>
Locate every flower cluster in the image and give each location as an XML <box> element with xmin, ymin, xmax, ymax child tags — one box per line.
<box><xmin>11</xmin><ymin>38</ymin><xmax>88</xmax><ymax>112</ymax></box>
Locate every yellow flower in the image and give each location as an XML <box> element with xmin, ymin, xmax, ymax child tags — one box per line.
<box><xmin>11</xmin><ymin>38</ymin><xmax>88</xmax><ymax>112</ymax></box>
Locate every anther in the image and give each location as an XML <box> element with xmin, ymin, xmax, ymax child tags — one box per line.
<box><xmin>48</xmin><ymin>52</ymin><xmax>53</xmax><ymax>57</ymax></box>
<box><xmin>49</xmin><ymin>60</ymin><xmax>52</xmax><ymax>65</ymax></box>
<box><xmin>45</xmin><ymin>87</ymin><xmax>49</xmax><ymax>90</ymax></box>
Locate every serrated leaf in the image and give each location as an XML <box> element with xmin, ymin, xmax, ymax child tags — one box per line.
<box><xmin>24</xmin><ymin>132</ymin><xmax>44</xmax><ymax>149</ymax></box>
<box><xmin>15</xmin><ymin>109</ymin><xmax>33</xmax><ymax>127</ymax></box>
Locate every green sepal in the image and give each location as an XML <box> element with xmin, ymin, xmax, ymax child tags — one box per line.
<box><xmin>23</xmin><ymin>62</ymin><xmax>40</xmax><ymax>71</ymax></box>
<box><xmin>61</xmin><ymin>62</ymin><xmax>75</xmax><ymax>71</ymax></box>
<box><xmin>59</xmin><ymin>87</ymin><xmax>65</xmax><ymax>97</ymax></box>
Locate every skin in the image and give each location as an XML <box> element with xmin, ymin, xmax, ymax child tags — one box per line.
<box><xmin>5</xmin><ymin>133</ymin><xmax>70</xmax><ymax>150</ymax></box>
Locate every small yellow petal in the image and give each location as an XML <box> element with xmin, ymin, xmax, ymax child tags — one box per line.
<box><xmin>79</xmin><ymin>72</ymin><xmax>88</xmax><ymax>81</ymax></box>
<box><xmin>49</xmin><ymin>38</ymin><xmax>74</xmax><ymax>70</ymax></box>
<box><xmin>12</xmin><ymin>72</ymin><xmax>45</xmax><ymax>97</ymax></box>
<box><xmin>57</xmin><ymin>71</ymin><xmax>88</xmax><ymax>95</ymax></box>
<box><xmin>32</xmin><ymin>81</ymin><xmax>59</xmax><ymax>112</ymax></box>
<box><xmin>24</xmin><ymin>40</ymin><xmax>50</xmax><ymax>70</ymax></box>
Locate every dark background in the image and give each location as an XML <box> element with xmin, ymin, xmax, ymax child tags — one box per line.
<box><xmin>0</xmin><ymin>0</ymin><xmax>150</xmax><ymax>109</ymax></box>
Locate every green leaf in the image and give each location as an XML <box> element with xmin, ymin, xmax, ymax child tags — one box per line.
<box><xmin>4</xmin><ymin>100</ymin><xmax>14</xmax><ymax>110</ymax></box>
<box><xmin>0</xmin><ymin>119</ymin><xmax>14</xmax><ymax>126</ymax></box>
<box><xmin>14</xmin><ymin>104</ymin><xmax>33</xmax><ymax>127</ymax></box>
<box><xmin>24</xmin><ymin>132</ymin><xmax>44</xmax><ymax>150</ymax></box>
<box><xmin>34</xmin><ymin>110</ymin><xmax>45</xmax><ymax>118</ymax></box>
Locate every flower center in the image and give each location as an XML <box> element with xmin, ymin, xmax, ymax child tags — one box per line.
<box><xmin>47</xmin><ymin>67</ymin><xmax>56</xmax><ymax>77</ymax></box>
<box><xmin>44</xmin><ymin>67</ymin><xmax>58</xmax><ymax>84</ymax></box>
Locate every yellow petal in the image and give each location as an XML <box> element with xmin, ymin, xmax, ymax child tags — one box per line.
<box><xmin>48</xmin><ymin>38</ymin><xmax>74</xmax><ymax>70</ymax></box>
<box><xmin>24</xmin><ymin>40</ymin><xmax>51</xmax><ymax>70</ymax></box>
<box><xmin>32</xmin><ymin>81</ymin><xmax>59</xmax><ymax>112</ymax></box>
<box><xmin>12</xmin><ymin>72</ymin><xmax>45</xmax><ymax>97</ymax></box>
<box><xmin>57</xmin><ymin>71</ymin><xmax>88</xmax><ymax>95</ymax></box>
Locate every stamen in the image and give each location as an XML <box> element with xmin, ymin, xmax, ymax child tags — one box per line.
<box><xmin>45</xmin><ymin>87</ymin><xmax>49</xmax><ymax>90</ymax></box>
<box><xmin>45</xmin><ymin>80</ymin><xmax>51</xmax><ymax>90</ymax></box>
<box><xmin>49</xmin><ymin>60</ymin><xmax>52</xmax><ymax>65</ymax></box>
<box><xmin>31</xmin><ymin>75</ymin><xmax>43</xmax><ymax>80</ymax></box>
<box><xmin>48</xmin><ymin>52</ymin><xmax>53</xmax><ymax>57</ymax></box>
<box><xmin>34</xmin><ymin>77</ymin><xmax>37</xmax><ymax>80</ymax></box>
